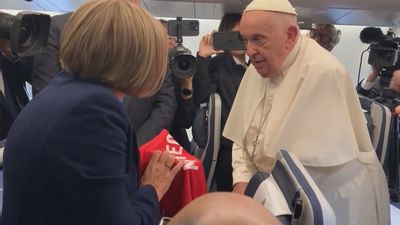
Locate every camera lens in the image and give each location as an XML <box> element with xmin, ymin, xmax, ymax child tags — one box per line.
<box><xmin>19</xmin><ymin>22</ymin><xmax>32</xmax><ymax>44</ymax></box>
<box><xmin>0</xmin><ymin>12</ymin><xmax>51</xmax><ymax>56</ymax></box>
<box><xmin>178</xmin><ymin>60</ymin><xmax>190</xmax><ymax>70</ymax></box>
<box><xmin>169</xmin><ymin>44</ymin><xmax>197</xmax><ymax>79</ymax></box>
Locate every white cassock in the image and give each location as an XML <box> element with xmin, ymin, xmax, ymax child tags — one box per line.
<box><xmin>223</xmin><ymin>35</ymin><xmax>390</xmax><ymax>225</ymax></box>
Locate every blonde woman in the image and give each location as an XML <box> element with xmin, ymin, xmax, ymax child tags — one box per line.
<box><xmin>1</xmin><ymin>0</ymin><xmax>183</xmax><ymax>225</ymax></box>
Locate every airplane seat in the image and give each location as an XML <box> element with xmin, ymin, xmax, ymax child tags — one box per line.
<box><xmin>0</xmin><ymin>138</ymin><xmax>4</xmax><ymax>168</ymax></box>
<box><xmin>244</xmin><ymin>150</ymin><xmax>336</xmax><ymax>225</ymax></box>
<box><xmin>386</xmin><ymin>115</ymin><xmax>400</xmax><ymax>202</ymax></box>
<box><xmin>191</xmin><ymin>93</ymin><xmax>222</xmax><ymax>191</ymax></box>
<box><xmin>0</xmin><ymin>139</ymin><xmax>4</xmax><ymax>214</ymax></box>
<box><xmin>191</xmin><ymin>103</ymin><xmax>208</xmax><ymax>152</ymax></box>
<box><xmin>359</xmin><ymin>96</ymin><xmax>400</xmax><ymax>202</ymax></box>
<box><xmin>358</xmin><ymin>95</ymin><xmax>391</xmax><ymax>164</ymax></box>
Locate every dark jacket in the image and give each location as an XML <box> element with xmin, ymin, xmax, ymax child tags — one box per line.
<box><xmin>31</xmin><ymin>13</ymin><xmax>72</xmax><ymax>95</ymax></box>
<box><xmin>193</xmin><ymin>52</ymin><xmax>246</xmax><ymax>148</ymax></box>
<box><xmin>170</xmin><ymin>74</ymin><xmax>198</xmax><ymax>151</ymax></box>
<box><xmin>0</xmin><ymin>55</ymin><xmax>32</xmax><ymax>139</ymax></box>
<box><xmin>1</xmin><ymin>72</ymin><xmax>160</xmax><ymax>225</ymax></box>
<box><xmin>124</xmin><ymin>73</ymin><xmax>177</xmax><ymax>146</ymax></box>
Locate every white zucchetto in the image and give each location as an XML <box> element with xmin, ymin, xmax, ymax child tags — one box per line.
<box><xmin>244</xmin><ymin>0</ymin><xmax>297</xmax><ymax>15</ymax></box>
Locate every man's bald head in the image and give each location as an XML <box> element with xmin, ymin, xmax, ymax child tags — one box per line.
<box><xmin>169</xmin><ymin>192</ymin><xmax>279</xmax><ymax>225</ymax></box>
<box><xmin>131</xmin><ymin>0</ymin><xmax>140</xmax><ymax>5</ymax></box>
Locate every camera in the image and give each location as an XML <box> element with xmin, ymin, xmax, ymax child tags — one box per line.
<box><xmin>360</xmin><ymin>27</ymin><xmax>400</xmax><ymax>75</ymax></box>
<box><xmin>0</xmin><ymin>11</ymin><xmax>50</xmax><ymax>57</ymax></box>
<box><xmin>360</xmin><ymin>27</ymin><xmax>400</xmax><ymax>99</ymax></box>
<box><xmin>168</xmin><ymin>44</ymin><xmax>197</xmax><ymax>79</ymax></box>
<box><xmin>167</xmin><ymin>17</ymin><xmax>198</xmax><ymax>79</ymax></box>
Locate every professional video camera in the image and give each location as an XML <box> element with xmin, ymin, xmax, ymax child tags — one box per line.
<box><xmin>167</xmin><ymin>17</ymin><xmax>199</xmax><ymax>79</ymax></box>
<box><xmin>360</xmin><ymin>27</ymin><xmax>400</xmax><ymax>99</ymax></box>
<box><xmin>0</xmin><ymin>11</ymin><xmax>50</xmax><ymax>57</ymax></box>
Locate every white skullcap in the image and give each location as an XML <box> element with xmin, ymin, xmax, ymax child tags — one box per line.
<box><xmin>244</xmin><ymin>0</ymin><xmax>297</xmax><ymax>15</ymax></box>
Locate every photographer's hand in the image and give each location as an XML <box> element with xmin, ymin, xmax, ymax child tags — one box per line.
<box><xmin>367</xmin><ymin>65</ymin><xmax>380</xmax><ymax>82</ymax></box>
<box><xmin>180</xmin><ymin>77</ymin><xmax>193</xmax><ymax>100</ymax></box>
<box><xmin>390</xmin><ymin>69</ymin><xmax>400</xmax><ymax>92</ymax></box>
<box><xmin>198</xmin><ymin>33</ymin><xmax>223</xmax><ymax>58</ymax></box>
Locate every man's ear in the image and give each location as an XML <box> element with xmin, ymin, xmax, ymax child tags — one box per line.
<box><xmin>286</xmin><ymin>25</ymin><xmax>298</xmax><ymax>48</ymax></box>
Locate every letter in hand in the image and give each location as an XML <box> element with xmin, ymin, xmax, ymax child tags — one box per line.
<box><xmin>140</xmin><ymin>150</ymin><xmax>185</xmax><ymax>201</ymax></box>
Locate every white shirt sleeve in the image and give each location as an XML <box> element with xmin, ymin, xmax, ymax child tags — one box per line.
<box><xmin>360</xmin><ymin>78</ymin><xmax>377</xmax><ymax>90</ymax></box>
<box><xmin>232</xmin><ymin>142</ymin><xmax>257</xmax><ymax>184</ymax></box>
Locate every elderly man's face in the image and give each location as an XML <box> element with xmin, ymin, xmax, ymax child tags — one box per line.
<box><xmin>309</xmin><ymin>26</ymin><xmax>333</xmax><ymax>51</ymax></box>
<box><xmin>390</xmin><ymin>69</ymin><xmax>400</xmax><ymax>92</ymax></box>
<box><xmin>240</xmin><ymin>11</ymin><xmax>291</xmax><ymax>78</ymax></box>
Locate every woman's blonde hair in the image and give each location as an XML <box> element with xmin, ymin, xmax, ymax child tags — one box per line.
<box><xmin>60</xmin><ymin>0</ymin><xmax>168</xmax><ymax>97</ymax></box>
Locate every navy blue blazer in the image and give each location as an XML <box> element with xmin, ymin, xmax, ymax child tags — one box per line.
<box><xmin>1</xmin><ymin>72</ymin><xmax>160</xmax><ymax>225</ymax></box>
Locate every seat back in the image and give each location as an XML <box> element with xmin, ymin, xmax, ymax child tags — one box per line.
<box><xmin>0</xmin><ymin>138</ymin><xmax>5</xmax><ymax>167</ymax></box>
<box><xmin>359</xmin><ymin>95</ymin><xmax>391</xmax><ymax>164</ymax></box>
<box><xmin>0</xmin><ymin>139</ymin><xmax>4</xmax><ymax>213</ymax></box>
<box><xmin>191</xmin><ymin>93</ymin><xmax>222</xmax><ymax>190</ymax></box>
<box><xmin>245</xmin><ymin>150</ymin><xmax>336</xmax><ymax>225</ymax></box>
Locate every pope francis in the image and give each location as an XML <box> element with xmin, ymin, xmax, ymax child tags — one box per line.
<box><xmin>223</xmin><ymin>0</ymin><xmax>390</xmax><ymax>224</ymax></box>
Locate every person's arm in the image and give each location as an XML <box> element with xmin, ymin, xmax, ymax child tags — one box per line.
<box><xmin>46</xmin><ymin>94</ymin><xmax>181</xmax><ymax>225</ymax></box>
<box><xmin>192</xmin><ymin>34</ymin><xmax>221</xmax><ymax>105</ymax></box>
<box><xmin>231</xmin><ymin>142</ymin><xmax>257</xmax><ymax>194</ymax></box>
<box><xmin>357</xmin><ymin>66</ymin><xmax>380</xmax><ymax>97</ymax></box>
<box><xmin>136</xmin><ymin>73</ymin><xmax>177</xmax><ymax>145</ymax></box>
<box><xmin>174</xmin><ymin>77</ymin><xmax>198</xmax><ymax>128</ymax></box>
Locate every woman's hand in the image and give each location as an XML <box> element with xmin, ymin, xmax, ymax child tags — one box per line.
<box><xmin>140</xmin><ymin>150</ymin><xmax>185</xmax><ymax>201</ymax></box>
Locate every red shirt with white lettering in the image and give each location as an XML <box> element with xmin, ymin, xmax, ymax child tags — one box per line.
<box><xmin>138</xmin><ymin>129</ymin><xmax>207</xmax><ymax>217</ymax></box>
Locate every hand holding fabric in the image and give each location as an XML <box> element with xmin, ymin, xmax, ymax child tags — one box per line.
<box><xmin>141</xmin><ymin>150</ymin><xmax>185</xmax><ymax>201</ymax></box>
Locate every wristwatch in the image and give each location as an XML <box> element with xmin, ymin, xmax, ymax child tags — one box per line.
<box><xmin>181</xmin><ymin>88</ymin><xmax>193</xmax><ymax>97</ymax></box>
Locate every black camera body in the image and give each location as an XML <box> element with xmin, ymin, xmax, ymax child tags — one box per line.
<box><xmin>370</xmin><ymin>36</ymin><xmax>400</xmax><ymax>99</ymax></box>
<box><xmin>361</xmin><ymin>27</ymin><xmax>400</xmax><ymax>99</ymax></box>
<box><xmin>0</xmin><ymin>11</ymin><xmax>50</xmax><ymax>57</ymax></box>
<box><xmin>368</xmin><ymin>37</ymin><xmax>400</xmax><ymax>71</ymax></box>
<box><xmin>168</xmin><ymin>44</ymin><xmax>197</xmax><ymax>79</ymax></box>
<box><xmin>361</xmin><ymin>27</ymin><xmax>400</xmax><ymax>74</ymax></box>
<box><xmin>167</xmin><ymin>17</ymin><xmax>198</xmax><ymax>79</ymax></box>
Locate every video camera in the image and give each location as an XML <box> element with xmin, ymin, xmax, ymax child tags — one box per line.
<box><xmin>0</xmin><ymin>11</ymin><xmax>50</xmax><ymax>57</ymax></box>
<box><xmin>360</xmin><ymin>27</ymin><xmax>400</xmax><ymax>97</ymax></box>
<box><xmin>167</xmin><ymin>17</ymin><xmax>199</xmax><ymax>79</ymax></box>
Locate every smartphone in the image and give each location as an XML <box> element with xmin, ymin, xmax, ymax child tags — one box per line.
<box><xmin>212</xmin><ymin>31</ymin><xmax>246</xmax><ymax>51</ymax></box>
<box><xmin>159</xmin><ymin>217</ymin><xmax>171</xmax><ymax>225</ymax></box>
<box><xmin>168</xmin><ymin>20</ymin><xmax>199</xmax><ymax>37</ymax></box>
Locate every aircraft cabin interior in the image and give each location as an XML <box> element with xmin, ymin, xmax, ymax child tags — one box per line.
<box><xmin>0</xmin><ymin>0</ymin><xmax>400</xmax><ymax>225</ymax></box>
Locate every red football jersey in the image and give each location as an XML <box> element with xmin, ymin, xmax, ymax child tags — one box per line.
<box><xmin>138</xmin><ymin>129</ymin><xmax>207</xmax><ymax>217</ymax></box>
